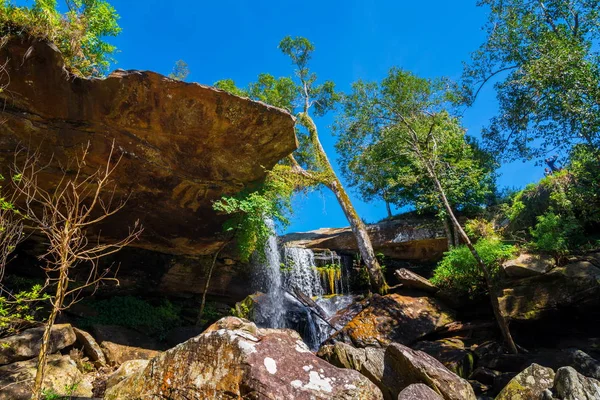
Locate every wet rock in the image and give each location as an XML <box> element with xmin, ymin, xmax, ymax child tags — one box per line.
<box><xmin>318</xmin><ymin>342</ymin><xmax>398</xmax><ymax>400</ymax></box>
<box><xmin>413</xmin><ymin>338</ymin><xmax>474</xmax><ymax>378</ymax></box>
<box><xmin>105</xmin><ymin>316</ymin><xmax>383</xmax><ymax>400</ymax></box>
<box><xmin>328</xmin><ymin>294</ymin><xmax>455</xmax><ymax>348</ymax></box>
<box><xmin>105</xmin><ymin>359</ymin><xmax>150</xmax><ymax>391</ymax></box>
<box><xmin>0</xmin><ymin>36</ymin><xmax>297</xmax><ymax>258</ymax></box>
<box><xmin>385</xmin><ymin>343</ymin><xmax>476</xmax><ymax>400</ymax></box>
<box><xmin>0</xmin><ymin>354</ymin><xmax>93</xmax><ymax>400</ymax></box>
<box><xmin>394</xmin><ymin>268</ymin><xmax>438</xmax><ymax>293</ymax></box>
<box><xmin>503</xmin><ymin>253</ymin><xmax>555</xmax><ymax>278</ymax></box>
<box><xmin>397</xmin><ymin>383</ymin><xmax>444</xmax><ymax>400</ymax></box>
<box><xmin>553</xmin><ymin>366</ymin><xmax>600</xmax><ymax>400</ymax></box>
<box><xmin>499</xmin><ymin>261</ymin><xmax>600</xmax><ymax>321</ymax></box>
<box><xmin>495</xmin><ymin>363</ymin><xmax>555</xmax><ymax>400</ymax></box>
<box><xmin>0</xmin><ymin>324</ymin><xmax>76</xmax><ymax>365</ymax></box>
<box><xmin>73</xmin><ymin>327</ymin><xmax>106</xmax><ymax>367</ymax></box>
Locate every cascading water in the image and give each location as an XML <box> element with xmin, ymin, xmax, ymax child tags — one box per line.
<box><xmin>252</xmin><ymin>221</ymin><xmax>355</xmax><ymax>350</ymax></box>
<box><xmin>253</xmin><ymin>218</ymin><xmax>286</xmax><ymax>329</ymax></box>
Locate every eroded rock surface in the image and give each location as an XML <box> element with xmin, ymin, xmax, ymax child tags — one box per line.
<box><xmin>0</xmin><ymin>36</ymin><xmax>297</xmax><ymax>257</ymax></box>
<box><xmin>105</xmin><ymin>317</ymin><xmax>383</xmax><ymax>400</ymax></box>
<box><xmin>327</xmin><ymin>294</ymin><xmax>455</xmax><ymax>348</ymax></box>
<box><xmin>499</xmin><ymin>261</ymin><xmax>600</xmax><ymax>321</ymax></box>
<box><xmin>397</xmin><ymin>384</ymin><xmax>444</xmax><ymax>400</ymax></box>
<box><xmin>282</xmin><ymin>215</ymin><xmax>447</xmax><ymax>261</ymax></box>
<box><xmin>0</xmin><ymin>324</ymin><xmax>75</xmax><ymax>365</ymax></box>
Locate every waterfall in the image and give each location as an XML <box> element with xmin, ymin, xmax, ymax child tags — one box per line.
<box><xmin>252</xmin><ymin>222</ymin><xmax>354</xmax><ymax>350</ymax></box>
<box><xmin>254</xmin><ymin>218</ymin><xmax>286</xmax><ymax>329</ymax></box>
<box><xmin>282</xmin><ymin>247</ymin><xmax>324</xmax><ymax>297</ymax></box>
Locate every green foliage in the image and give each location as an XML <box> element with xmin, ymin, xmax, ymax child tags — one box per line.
<box><xmin>0</xmin><ymin>0</ymin><xmax>121</xmax><ymax>76</ymax></box>
<box><xmin>213</xmin><ymin>165</ymin><xmax>295</xmax><ymax>262</ymax></box>
<box><xmin>464</xmin><ymin>0</ymin><xmax>600</xmax><ymax>160</ymax></box>
<box><xmin>464</xmin><ymin>218</ymin><xmax>497</xmax><ymax>241</ymax></box>
<box><xmin>42</xmin><ymin>382</ymin><xmax>79</xmax><ymax>400</ymax></box>
<box><xmin>168</xmin><ymin>60</ymin><xmax>189</xmax><ymax>81</ymax></box>
<box><xmin>335</xmin><ymin>68</ymin><xmax>497</xmax><ymax>218</ymax></box>
<box><xmin>531</xmin><ymin>211</ymin><xmax>580</xmax><ymax>257</ymax></box>
<box><xmin>78</xmin><ymin>296</ymin><xmax>180</xmax><ymax>339</ymax></box>
<box><xmin>431</xmin><ymin>238</ymin><xmax>517</xmax><ymax>297</ymax></box>
<box><xmin>0</xmin><ymin>284</ymin><xmax>49</xmax><ymax>335</ymax></box>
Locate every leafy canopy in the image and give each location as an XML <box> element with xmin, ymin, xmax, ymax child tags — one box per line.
<box><xmin>0</xmin><ymin>0</ymin><xmax>121</xmax><ymax>76</ymax></box>
<box><xmin>335</xmin><ymin>68</ymin><xmax>496</xmax><ymax>217</ymax></box>
<box><xmin>464</xmin><ymin>0</ymin><xmax>600</xmax><ymax>161</ymax></box>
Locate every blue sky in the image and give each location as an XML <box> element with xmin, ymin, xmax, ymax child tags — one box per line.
<box><xmin>25</xmin><ymin>0</ymin><xmax>546</xmax><ymax>233</ymax></box>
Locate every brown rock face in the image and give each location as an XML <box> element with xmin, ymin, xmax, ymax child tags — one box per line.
<box><xmin>327</xmin><ymin>294</ymin><xmax>455</xmax><ymax>348</ymax></box>
<box><xmin>105</xmin><ymin>317</ymin><xmax>383</xmax><ymax>400</ymax></box>
<box><xmin>282</xmin><ymin>215</ymin><xmax>447</xmax><ymax>261</ymax></box>
<box><xmin>0</xmin><ymin>36</ymin><xmax>297</xmax><ymax>256</ymax></box>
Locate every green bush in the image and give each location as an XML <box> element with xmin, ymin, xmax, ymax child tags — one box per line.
<box><xmin>530</xmin><ymin>211</ymin><xmax>581</xmax><ymax>257</ymax></box>
<box><xmin>78</xmin><ymin>296</ymin><xmax>181</xmax><ymax>339</ymax></box>
<box><xmin>0</xmin><ymin>0</ymin><xmax>121</xmax><ymax>77</ymax></box>
<box><xmin>431</xmin><ymin>238</ymin><xmax>517</xmax><ymax>297</ymax></box>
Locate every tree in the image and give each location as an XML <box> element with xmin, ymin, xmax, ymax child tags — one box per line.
<box><xmin>464</xmin><ymin>0</ymin><xmax>600</xmax><ymax>161</ymax></box>
<box><xmin>169</xmin><ymin>59</ymin><xmax>190</xmax><ymax>81</ymax></box>
<box><xmin>11</xmin><ymin>142</ymin><xmax>142</xmax><ymax>399</ymax></box>
<box><xmin>215</xmin><ymin>37</ymin><xmax>388</xmax><ymax>293</ymax></box>
<box><xmin>0</xmin><ymin>0</ymin><xmax>121</xmax><ymax>76</ymax></box>
<box><xmin>336</xmin><ymin>73</ymin><xmax>498</xmax><ymax>248</ymax></box>
<box><xmin>337</xmin><ymin>68</ymin><xmax>518</xmax><ymax>353</ymax></box>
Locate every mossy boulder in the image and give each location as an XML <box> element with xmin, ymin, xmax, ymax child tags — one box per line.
<box><xmin>495</xmin><ymin>363</ymin><xmax>555</xmax><ymax>400</ymax></box>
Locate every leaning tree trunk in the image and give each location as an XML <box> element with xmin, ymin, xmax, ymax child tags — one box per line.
<box><xmin>297</xmin><ymin>112</ymin><xmax>388</xmax><ymax>294</ymax></box>
<box><xmin>328</xmin><ymin>179</ymin><xmax>388</xmax><ymax>293</ymax></box>
<box><xmin>426</xmin><ymin>163</ymin><xmax>518</xmax><ymax>354</ymax></box>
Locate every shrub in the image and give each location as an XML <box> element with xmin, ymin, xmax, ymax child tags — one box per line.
<box><xmin>0</xmin><ymin>284</ymin><xmax>49</xmax><ymax>337</ymax></box>
<box><xmin>0</xmin><ymin>0</ymin><xmax>121</xmax><ymax>77</ymax></box>
<box><xmin>431</xmin><ymin>238</ymin><xmax>517</xmax><ymax>297</ymax></box>
<box><xmin>530</xmin><ymin>211</ymin><xmax>581</xmax><ymax>258</ymax></box>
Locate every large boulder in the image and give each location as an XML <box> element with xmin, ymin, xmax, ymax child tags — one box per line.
<box><xmin>90</xmin><ymin>325</ymin><xmax>162</xmax><ymax>366</ymax></box>
<box><xmin>105</xmin><ymin>317</ymin><xmax>383</xmax><ymax>400</ymax></box>
<box><xmin>0</xmin><ymin>36</ymin><xmax>296</xmax><ymax>258</ymax></box>
<box><xmin>553</xmin><ymin>366</ymin><xmax>600</xmax><ymax>400</ymax></box>
<box><xmin>502</xmin><ymin>253</ymin><xmax>555</xmax><ymax>278</ymax></box>
<box><xmin>499</xmin><ymin>261</ymin><xmax>600</xmax><ymax>321</ymax></box>
<box><xmin>495</xmin><ymin>363</ymin><xmax>555</xmax><ymax>400</ymax></box>
<box><xmin>385</xmin><ymin>343</ymin><xmax>476</xmax><ymax>400</ymax></box>
<box><xmin>282</xmin><ymin>214</ymin><xmax>448</xmax><ymax>262</ymax></box>
<box><xmin>318</xmin><ymin>342</ymin><xmax>398</xmax><ymax>400</ymax></box>
<box><xmin>0</xmin><ymin>354</ymin><xmax>93</xmax><ymax>400</ymax></box>
<box><xmin>105</xmin><ymin>359</ymin><xmax>150</xmax><ymax>391</ymax></box>
<box><xmin>328</xmin><ymin>294</ymin><xmax>455</xmax><ymax>348</ymax></box>
<box><xmin>0</xmin><ymin>324</ymin><xmax>76</xmax><ymax>365</ymax></box>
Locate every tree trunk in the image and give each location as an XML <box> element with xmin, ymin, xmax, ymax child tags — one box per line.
<box><xmin>426</xmin><ymin>164</ymin><xmax>518</xmax><ymax>354</ymax></box>
<box><xmin>442</xmin><ymin>217</ymin><xmax>453</xmax><ymax>250</ymax></box>
<box><xmin>297</xmin><ymin>112</ymin><xmax>388</xmax><ymax>294</ymax></box>
<box><xmin>328</xmin><ymin>179</ymin><xmax>387</xmax><ymax>293</ymax></box>
<box><xmin>385</xmin><ymin>201</ymin><xmax>393</xmax><ymax>219</ymax></box>
<box><xmin>32</xmin><ymin>265</ymin><xmax>68</xmax><ymax>400</ymax></box>
<box><xmin>196</xmin><ymin>241</ymin><xmax>228</xmax><ymax>327</ymax></box>
<box><xmin>452</xmin><ymin>220</ymin><xmax>460</xmax><ymax>247</ymax></box>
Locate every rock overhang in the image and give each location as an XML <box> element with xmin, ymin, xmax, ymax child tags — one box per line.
<box><xmin>0</xmin><ymin>35</ymin><xmax>297</xmax><ymax>256</ymax></box>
